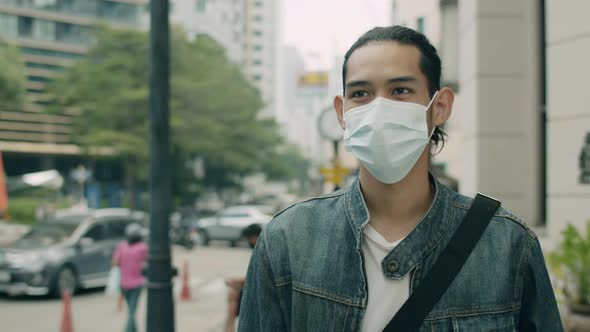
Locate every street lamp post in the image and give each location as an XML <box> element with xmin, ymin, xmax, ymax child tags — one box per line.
<box><xmin>147</xmin><ymin>0</ymin><xmax>175</xmax><ymax>331</ymax></box>
<box><xmin>318</xmin><ymin>107</ymin><xmax>348</xmax><ymax>191</ymax></box>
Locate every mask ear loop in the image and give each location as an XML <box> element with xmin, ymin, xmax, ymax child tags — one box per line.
<box><xmin>426</xmin><ymin>91</ymin><xmax>439</xmax><ymax>140</ymax></box>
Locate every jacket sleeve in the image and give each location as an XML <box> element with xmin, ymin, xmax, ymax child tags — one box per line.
<box><xmin>519</xmin><ymin>236</ymin><xmax>564</xmax><ymax>331</ymax></box>
<box><xmin>237</xmin><ymin>231</ymin><xmax>288</xmax><ymax>331</ymax></box>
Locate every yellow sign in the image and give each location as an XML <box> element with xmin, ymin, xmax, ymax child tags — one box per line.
<box><xmin>298</xmin><ymin>72</ymin><xmax>329</xmax><ymax>87</ymax></box>
<box><xmin>320</xmin><ymin>166</ymin><xmax>351</xmax><ymax>185</ymax></box>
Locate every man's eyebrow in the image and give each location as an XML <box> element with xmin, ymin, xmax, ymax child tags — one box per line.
<box><xmin>345</xmin><ymin>76</ymin><xmax>418</xmax><ymax>90</ymax></box>
<box><xmin>345</xmin><ymin>80</ymin><xmax>370</xmax><ymax>90</ymax></box>
<box><xmin>386</xmin><ymin>76</ymin><xmax>418</xmax><ymax>84</ymax></box>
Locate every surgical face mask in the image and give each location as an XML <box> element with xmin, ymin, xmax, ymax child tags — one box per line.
<box><xmin>343</xmin><ymin>92</ymin><xmax>438</xmax><ymax>184</ymax></box>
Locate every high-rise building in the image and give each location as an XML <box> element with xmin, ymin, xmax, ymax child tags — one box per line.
<box><xmin>169</xmin><ymin>0</ymin><xmax>244</xmax><ymax>63</ymax></box>
<box><xmin>0</xmin><ymin>0</ymin><xmax>146</xmax><ymax>171</ymax></box>
<box><xmin>169</xmin><ymin>0</ymin><xmax>281</xmax><ymax>122</ymax></box>
<box><xmin>242</xmin><ymin>0</ymin><xmax>280</xmax><ymax>121</ymax></box>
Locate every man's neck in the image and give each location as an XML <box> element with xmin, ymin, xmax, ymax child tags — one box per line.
<box><xmin>359</xmin><ymin>156</ymin><xmax>434</xmax><ymax>242</ymax></box>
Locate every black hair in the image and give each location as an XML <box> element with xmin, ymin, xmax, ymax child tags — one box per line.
<box><xmin>342</xmin><ymin>25</ymin><xmax>446</xmax><ymax>150</ymax></box>
<box><xmin>127</xmin><ymin>234</ymin><xmax>142</xmax><ymax>244</ymax></box>
<box><xmin>242</xmin><ymin>224</ymin><xmax>262</xmax><ymax>238</ymax></box>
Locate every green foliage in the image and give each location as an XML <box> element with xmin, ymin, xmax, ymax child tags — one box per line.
<box><xmin>0</xmin><ymin>44</ymin><xmax>25</xmax><ymax>111</ymax></box>
<box><xmin>548</xmin><ymin>222</ymin><xmax>590</xmax><ymax>305</ymax></box>
<box><xmin>6</xmin><ymin>197</ymin><xmax>39</xmax><ymax>224</ymax></box>
<box><xmin>47</xmin><ymin>26</ymin><xmax>309</xmax><ymax>205</ymax></box>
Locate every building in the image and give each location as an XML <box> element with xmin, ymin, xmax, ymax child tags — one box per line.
<box><xmin>392</xmin><ymin>0</ymin><xmax>590</xmax><ymax>247</ymax></box>
<box><xmin>0</xmin><ymin>0</ymin><xmax>146</xmax><ymax>174</ymax></box>
<box><xmin>169</xmin><ymin>0</ymin><xmax>282</xmax><ymax>128</ymax></box>
<box><xmin>169</xmin><ymin>0</ymin><xmax>244</xmax><ymax>63</ymax></box>
<box><xmin>241</xmin><ymin>0</ymin><xmax>281</xmax><ymax>121</ymax></box>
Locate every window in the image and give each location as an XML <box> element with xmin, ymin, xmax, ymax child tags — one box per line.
<box><xmin>416</xmin><ymin>16</ymin><xmax>425</xmax><ymax>33</ymax></box>
<box><xmin>18</xmin><ymin>16</ymin><xmax>33</xmax><ymax>38</ymax></box>
<box><xmin>0</xmin><ymin>13</ymin><xmax>18</xmax><ymax>37</ymax></box>
<box><xmin>252</xmin><ymin>59</ymin><xmax>262</xmax><ymax>65</ymax></box>
<box><xmin>254</xmin><ymin>1</ymin><xmax>263</xmax><ymax>7</ymax></box>
<box><xmin>254</xmin><ymin>15</ymin><xmax>263</xmax><ymax>22</ymax></box>
<box><xmin>253</xmin><ymin>74</ymin><xmax>262</xmax><ymax>81</ymax></box>
<box><xmin>106</xmin><ymin>219</ymin><xmax>132</xmax><ymax>239</ymax></box>
<box><xmin>253</xmin><ymin>44</ymin><xmax>263</xmax><ymax>51</ymax></box>
<box><xmin>196</xmin><ymin>0</ymin><xmax>207</xmax><ymax>12</ymax></box>
<box><xmin>253</xmin><ymin>30</ymin><xmax>263</xmax><ymax>37</ymax></box>
<box><xmin>84</xmin><ymin>224</ymin><xmax>105</xmax><ymax>241</ymax></box>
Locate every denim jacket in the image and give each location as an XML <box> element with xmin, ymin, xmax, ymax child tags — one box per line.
<box><xmin>238</xmin><ymin>177</ymin><xmax>563</xmax><ymax>331</ymax></box>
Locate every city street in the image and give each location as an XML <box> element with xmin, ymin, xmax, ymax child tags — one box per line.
<box><xmin>0</xmin><ymin>245</ymin><xmax>252</xmax><ymax>332</ymax></box>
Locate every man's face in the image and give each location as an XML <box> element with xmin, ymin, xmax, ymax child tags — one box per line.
<box><xmin>337</xmin><ymin>41</ymin><xmax>435</xmax><ymax>130</ymax></box>
<box><xmin>246</xmin><ymin>235</ymin><xmax>259</xmax><ymax>249</ymax></box>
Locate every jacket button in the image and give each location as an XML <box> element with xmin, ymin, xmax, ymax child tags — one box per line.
<box><xmin>387</xmin><ymin>260</ymin><xmax>398</xmax><ymax>272</ymax></box>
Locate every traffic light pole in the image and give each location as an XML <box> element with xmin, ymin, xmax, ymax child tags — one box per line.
<box><xmin>147</xmin><ymin>0</ymin><xmax>175</xmax><ymax>331</ymax></box>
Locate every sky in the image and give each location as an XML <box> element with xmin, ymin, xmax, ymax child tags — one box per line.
<box><xmin>282</xmin><ymin>0</ymin><xmax>391</xmax><ymax>71</ymax></box>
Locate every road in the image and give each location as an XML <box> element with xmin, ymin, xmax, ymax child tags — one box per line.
<box><xmin>0</xmin><ymin>245</ymin><xmax>252</xmax><ymax>332</ymax></box>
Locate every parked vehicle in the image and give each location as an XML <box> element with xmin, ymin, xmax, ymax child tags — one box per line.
<box><xmin>169</xmin><ymin>219</ymin><xmax>196</xmax><ymax>250</ymax></box>
<box><xmin>196</xmin><ymin>205</ymin><xmax>273</xmax><ymax>247</ymax></box>
<box><xmin>0</xmin><ymin>208</ymin><xmax>146</xmax><ymax>297</ymax></box>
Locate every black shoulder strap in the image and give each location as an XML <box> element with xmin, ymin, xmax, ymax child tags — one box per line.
<box><xmin>383</xmin><ymin>193</ymin><xmax>501</xmax><ymax>332</ymax></box>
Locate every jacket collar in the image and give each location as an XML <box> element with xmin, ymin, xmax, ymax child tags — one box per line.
<box><xmin>344</xmin><ymin>173</ymin><xmax>453</xmax><ymax>278</ymax></box>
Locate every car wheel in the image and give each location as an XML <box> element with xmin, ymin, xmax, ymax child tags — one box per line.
<box><xmin>53</xmin><ymin>266</ymin><xmax>77</xmax><ymax>298</ymax></box>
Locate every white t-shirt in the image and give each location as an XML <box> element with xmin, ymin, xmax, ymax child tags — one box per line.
<box><xmin>361</xmin><ymin>225</ymin><xmax>409</xmax><ymax>332</ymax></box>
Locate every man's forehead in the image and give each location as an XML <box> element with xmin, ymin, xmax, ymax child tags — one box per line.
<box><xmin>346</xmin><ymin>42</ymin><xmax>424</xmax><ymax>83</ymax></box>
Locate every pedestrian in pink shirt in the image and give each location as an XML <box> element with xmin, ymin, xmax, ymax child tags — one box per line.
<box><xmin>112</xmin><ymin>223</ymin><xmax>148</xmax><ymax>332</ymax></box>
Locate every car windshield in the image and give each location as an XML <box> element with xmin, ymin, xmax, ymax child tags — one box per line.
<box><xmin>15</xmin><ymin>222</ymin><xmax>79</xmax><ymax>247</ymax></box>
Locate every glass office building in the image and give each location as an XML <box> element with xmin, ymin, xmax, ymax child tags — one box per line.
<box><xmin>0</xmin><ymin>0</ymin><xmax>145</xmax><ymax>171</ymax></box>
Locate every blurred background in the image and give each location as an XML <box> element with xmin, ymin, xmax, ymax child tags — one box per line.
<box><xmin>0</xmin><ymin>0</ymin><xmax>588</xmax><ymax>331</ymax></box>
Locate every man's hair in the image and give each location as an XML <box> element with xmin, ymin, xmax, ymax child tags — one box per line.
<box><xmin>342</xmin><ymin>25</ymin><xmax>446</xmax><ymax>150</ymax></box>
<box><xmin>242</xmin><ymin>224</ymin><xmax>262</xmax><ymax>238</ymax></box>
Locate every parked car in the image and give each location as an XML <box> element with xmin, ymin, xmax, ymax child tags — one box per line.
<box><xmin>0</xmin><ymin>208</ymin><xmax>146</xmax><ymax>297</ymax></box>
<box><xmin>196</xmin><ymin>205</ymin><xmax>273</xmax><ymax>247</ymax></box>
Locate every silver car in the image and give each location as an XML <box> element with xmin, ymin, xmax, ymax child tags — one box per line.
<box><xmin>197</xmin><ymin>205</ymin><xmax>273</xmax><ymax>246</ymax></box>
<box><xmin>0</xmin><ymin>208</ymin><xmax>146</xmax><ymax>297</ymax></box>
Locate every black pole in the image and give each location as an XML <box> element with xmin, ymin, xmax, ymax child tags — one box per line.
<box><xmin>539</xmin><ymin>0</ymin><xmax>547</xmax><ymax>225</ymax></box>
<box><xmin>147</xmin><ymin>0</ymin><xmax>174</xmax><ymax>331</ymax></box>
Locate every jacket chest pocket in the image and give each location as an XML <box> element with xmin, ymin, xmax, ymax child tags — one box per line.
<box><xmin>424</xmin><ymin>312</ymin><xmax>517</xmax><ymax>332</ymax></box>
<box><xmin>291</xmin><ymin>284</ymin><xmax>355</xmax><ymax>331</ymax></box>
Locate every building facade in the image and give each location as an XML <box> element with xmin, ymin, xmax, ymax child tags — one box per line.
<box><xmin>169</xmin><ymin>0</ymin><xmax>244</xmax><ymax>63</ymax></box>
<box><xmin>241</xmin><ymin>0</ymin><xmax>280</xmax><ymax>121</ymax></box>
<box><xmin>0</xmin><ymin>0</ymin><xmax>146</xmax><ymax>172</ymax></box>
<box><xmin>392</xmin><ymin>0</ymin><xmax>590</xmax><ymax>246</ymax></box>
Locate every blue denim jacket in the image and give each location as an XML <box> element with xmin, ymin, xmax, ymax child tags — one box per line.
<box><xmin>238</xmin><ymin>177</ymin><xmax>563</xmax><ymax>331</ymax></box>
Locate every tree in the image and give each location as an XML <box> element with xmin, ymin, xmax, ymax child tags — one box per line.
<box><xmin>47</xmin><ymin>27</ymin><xmax>308</xmax><ymax>206</ymax></box>
<box><xmin>0</xmin><ymin>44</ymin><xmax>25</xmax><ymax>112</ymax></box>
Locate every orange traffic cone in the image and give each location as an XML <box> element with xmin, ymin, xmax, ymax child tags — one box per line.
<box><xmin>180</xmin><ymin>260</ymin><xmax>192</xmax><ymax>301</ymax></box>
<box><xmin>60</xmin><ymin>290</ymin><xmax>74</xmax><ymax>332</ymax></box>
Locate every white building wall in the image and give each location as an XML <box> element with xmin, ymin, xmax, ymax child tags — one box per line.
<box><xmin>458</xmin><ymin>0</ymin><xmax>542</xmax><ymax>226</ymax></box>
<box><xmin>243</xmin><ymin>0</ymin><xmax>280</xmax><ymax>122</ymax></box>
<box><xmin>546</xmin><ymin>0</ymin><xmax>590</xmax><ymax>243</ymax></box>
<box><xmin>169</xmin><ymin>0</ymin><xmax>244</xmax><ymax>63</ymax></box>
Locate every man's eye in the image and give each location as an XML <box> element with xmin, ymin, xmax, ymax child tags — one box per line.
<box><xmin>393</xmin><ymin>88</ymin><xmax>411</xmax><ymax>95</ymax></box>
<box><xmin>351</xmin><ymin>91</ymin><xmax>369</xmax><ymax>98</ymax></box>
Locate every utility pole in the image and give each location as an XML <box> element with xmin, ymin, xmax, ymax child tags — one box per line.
<box><xmin>147</xmin><ymin>0</ymin><xmax>175</xmax><ymax>331</ymax></box>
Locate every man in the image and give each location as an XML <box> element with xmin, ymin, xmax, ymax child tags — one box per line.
<box><xmin>225</xmin><ymin>224</ymin><xmax>262</xmax><ymax>332</ymax></box>
<box><xmin>238</xmin><ymin>26</ymin><xmax>562</xmax><ymax>331</ymax></box>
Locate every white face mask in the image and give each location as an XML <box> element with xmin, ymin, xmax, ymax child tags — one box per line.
<box><xmin>343</xmin><ymin>92</ymin><xmax>438</xmax><ymax>184</ymax></box>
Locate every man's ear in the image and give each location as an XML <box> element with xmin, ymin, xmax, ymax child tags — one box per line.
<box><xmin>432</xmin><ymin>87</ymin><xmax>454</xmax><ymax>127</ymax></box>
<box><xmin>334</xmin><ymin>95</ymin><xmax>346</xmax><ymax>129</ymax></box>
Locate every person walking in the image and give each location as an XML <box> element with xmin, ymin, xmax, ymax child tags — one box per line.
<box><xmin>112</xmin><ymin>223</ymin><xmax>148</xmax><ymax>332</ymax></box>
